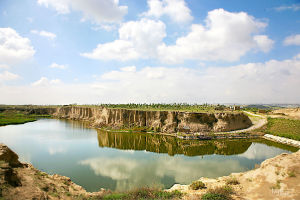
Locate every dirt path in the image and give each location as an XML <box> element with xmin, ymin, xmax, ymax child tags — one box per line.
<box><xmin>215</xmin><ymin>111</ymin><xmax>267</xmax><ymax>134</ymax></box>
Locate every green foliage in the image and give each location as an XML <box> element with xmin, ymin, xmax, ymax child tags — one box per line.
<box><xmin>79</xmin><ymin>103</ymin><xmax>231</xmax><ymax>113</ymax></box>
<box><xmin>201</xmin><ymin>193</ymin><xmax>229</xmax><ymax>200</ymax></box>
<box><xmin>201</xmin><ymin>185</ymin><xmax>233</xmax><ymax>200</ymax></box>
<box><xmin>101</xmin><ymin>188</ymin><xmax>182</xmax><ymax>200</ymax></box>
<box><xmin>288</xmin><ymin>171</ymin><xmax>296</xmax><ymax>177</ymax></box>
<box><xmin>103</xmin><ymin>193</ymin><xmax>128</xmax><ymax>200</ymax></box>
<box><xmin>270</xmin><ymin>180</ymin><xmax>281</xmax><ymax>189</ymax></box>
<box><xmin>0</xmin><ymin>110</ymin><xmax>50</xmax><ymax>126</ymax></box>
<box><xmin>225</xmin><ymin>177</ymin><xmax>239</xmax><ymax>185</ymax></box>
<box><xmin>189</xmin><ymin>181</ymin><xmax>206</xmax><ymax>190</ymax></box>
<box><xmin>266</xmin><ymin>117</ymin><xmax>300</xmax><ymax>141</ymax></box>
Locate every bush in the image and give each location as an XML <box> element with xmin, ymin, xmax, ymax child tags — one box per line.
<box><xmin>201</xmin><ymin>185</ymin><xmax>233</xmax><ymax>200</ymax></box>
<box><xmin>225</xmin><ymin>177</ymin><xmax>239</xmax><ymax>185</ymax></box>
<box><xmin>201</xmin><ymin>193</ymin><xmax>229</xmax><ymax>200</ymax></box>
<box><xmin>101</xmin><ymin>187</ymin><xmax>182</xmax><ymax>200</ymax></box>
<box><xmin>189</xmin><ymin>181</ymin><xmax>206</xmax><ymax>190</ymax></box>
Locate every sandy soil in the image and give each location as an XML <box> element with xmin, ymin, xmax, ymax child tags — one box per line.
<box><xmin>168</xmin><ymin>150</ymin><xmax>300</xmax><ymax>200</ymax></box>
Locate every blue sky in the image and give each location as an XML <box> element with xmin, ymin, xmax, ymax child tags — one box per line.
<box><xmin>0</xmin><ymin>0</ymin><xmax>300</xmax><ymax>104</ymax></box>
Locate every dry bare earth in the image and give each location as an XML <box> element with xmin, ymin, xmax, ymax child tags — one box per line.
<box><xmin>168</xmin><ymin>150</ymin><xmax>300</xmax><ymax>200</ymax></box>
<box><xmin>0</xmin><ymin>143</ymin><xmax>105</xmax><ymax>200</ymax></box>
<box><xmin>271</xmin><ymin>108</ymin><xmax>300</xmax><ymax>120</ymax></box>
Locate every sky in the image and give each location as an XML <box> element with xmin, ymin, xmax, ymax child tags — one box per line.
<box><xmin>0</xmin><ymin>0</ymin><xmax>300</xmax><ymax>105</ymax></box>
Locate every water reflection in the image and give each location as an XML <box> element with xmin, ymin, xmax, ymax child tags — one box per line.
<box><xmin>0</xmin><ymin>119</ymin><xmax>297</xmax><ymax>192</ymax></box>
<box><xmin>97</xmin><ymin>130</ymin><xmax>252</xmax><ymax>156</ymax></box>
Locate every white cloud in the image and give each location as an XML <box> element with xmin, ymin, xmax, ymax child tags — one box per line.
<box><xmin>0</xmin><ymin>64</ymin><xmax>10</xmax><ymax>69</ymax></box>
<box><xmin>143</xmin><ymin>0</ymin><xmax>193</xmax><ymax>23</ymax></box>
<box><xmin>253</xmin><ymin>35</ymin><xmax>274</xmax><ymax>52</ymax></box>
<box><xmin>0</xmin><ymin>71</ymin><xmax>19</xmax><ymax>82</ymax></box>
<box><xmin>283</xmin><ymin>34</ymin><xmax>300</xmax><ymax>46</ymax></box>
<box><xmin>1</xmin><ymin>55</ymin><xmax>300</xmax><ymax>104</ymax></box>
<box><xmin>92</xmin><ymin>55</ymin><xmax>300</xmax><ymax>104</ymax></box>
<box><xmin>82</xmin><ymin>9</ymin><xmax>272</xmax><ymax>63</ymax></box>
<box><xmin>81</xmin><ymin>40</ymin><xmax>139</xmax><ymax>61</ymax></box>
<box><xmin>31</xmin><ymin>30</ymin><xmax>56</xmax><ymax>40</ymax></box>
<box><xmin>81</xmin><ymin>18</ymin><xmax>166</xmax><ymax>60</ymax></box>
<box><xmin>37</xmin><ymin>0</ymin><xmax>128</xmax><ymax>24</ymax></box>
<box><xmin>120</xmin><ymin>66</ymin><xmax>136</xmax><ymax>72</ymax></box>
<box><xmin>158</xmin><ymin>9</ymin><xmax>273</xmax><ymax>63</ymax></box>
<box><xmin>31</xmin><ymin>77</ymin><xmax>62</xmax><ymax>87</ymax></box>
<box><xmin>49</xmin><ymin>62</ymin><xmax>67</xmax><ymax>69</ymax></box>
<box><xmin>274</xmin><ymin>4</ymin><xmax>300</xmax><ymax>12</ymax></box>
<box><xmin>0</xmin><ymin>28</ymin><xmax>35</xmax><ymax>65</ymax></box>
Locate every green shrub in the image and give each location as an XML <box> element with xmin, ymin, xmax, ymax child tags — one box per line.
<box><xmin>189</xmin><ymin>181</ymin><xmax>206</xmax><ymax>190</ymax></box>
<box><xmin>288</xmin><ymin>171</ymin><xmax>296</xmax><ymax>177</ymax></box>
<box><xmin>226</xmin><ymin>177</ymin><xmax>239</xmax><ymax>185</ymax></box>
<box><xmin>202</xmin><ymin>185</ymin><xmax>233</xmax><ymax>200</ymax></box>
<box><xmin>202</xmin><ymin>193</ymin><xmax>229</xmax><ymax>200</ymax></box>
<box><xmin>101</xmin><ymin>187</ymin><xmax>182</xmax><ymax>200</ymax></box>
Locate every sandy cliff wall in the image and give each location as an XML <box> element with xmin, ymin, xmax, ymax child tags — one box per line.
<box><xmin>47</xmin><ymin>106</ymin><xmax>252</xmax><ymax>133</ymax></box>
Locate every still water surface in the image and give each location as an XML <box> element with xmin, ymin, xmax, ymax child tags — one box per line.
<box><xmin>0</xmin><ymin>119</ymin><xmax>298</xmax><ymax>192</ymax></box>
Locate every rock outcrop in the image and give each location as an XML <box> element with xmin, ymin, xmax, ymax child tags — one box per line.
<box><xmin>51</xmin><ymin>106</ymin><xmax>252</xmax><ymax>133</ymax></box>
<box><xmin>0</xmin><ymin>144</ymin><xmax>106</xmax><ymax>200</ymax></box>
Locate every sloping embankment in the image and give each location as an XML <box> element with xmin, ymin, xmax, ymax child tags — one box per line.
<box><xmin>1</xmin><ymin>143</ymin><xmax>299</xmax><ymax>200</ymax></box>
<box><xmin>169</xmin><ymin>149</ymin><xmax>300</xmax><ymax>200</ymax></box>
<box><xmin>30</xmin><ymin>106</ymin><xmax>252</xmax><ymax>133</ymax></box>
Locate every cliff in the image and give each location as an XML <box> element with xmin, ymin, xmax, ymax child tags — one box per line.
<box><xmin>48</xmin><ymin>106</ymin><xmax>252</xmax><ymax>133</ymax></box>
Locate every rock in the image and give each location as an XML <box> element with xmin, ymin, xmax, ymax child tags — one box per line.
<box><xmin>0</xmin><ymin>143</ymin><xmax>22</xmax><ymax>167</ymax></box>
<box><xmin>0</xmin><ymin>144</ymin><xmax>22</xmax><ymax>187</ymax></box>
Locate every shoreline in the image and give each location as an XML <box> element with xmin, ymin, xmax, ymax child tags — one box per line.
<box><xmin>1</xmin><ymin>143</ymin><xmax>299</xmax><ymax>199</ymax></box>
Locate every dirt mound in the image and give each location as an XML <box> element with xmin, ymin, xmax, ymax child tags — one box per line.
<box><xmin>168</xmin><ymin>150</ymin><xmax>300</xmax><ymax>199</ymax></box>
<box><xmin>272</xmin><ymin>108</ymin><xmax>300</xmax><ymax>119</ymax></box>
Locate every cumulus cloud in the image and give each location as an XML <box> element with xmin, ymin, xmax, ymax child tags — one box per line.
<box><xmin>31</xmin><ymin>30</ymin><xmax>56</xmax><ymax>40</ymax></box>
<box><xmin>81</xmin><ymin>18</ymin><xmax>166</xmax><ymax>60</ymax></box>
<box><xmin>0</xmin><ymin>71</ymin><xmax>20</xmax><ymax>82</ymax></box>
<box><xmin>82</xmin><ymin>9</ymin><xmax>273</xmax><ymax>63</ymax></box>
<box><xmin>0</xmin><ymin>64</ymin><xmax>10</xmax><ymax>69</ymax></box>
<box><xmin>37</xmin><ymin>0</ymin><xmax>128</xmax><ymax>24</ymax></box>
<box><xmin>91</xmin><ymin>55</ymin><xmax>300</xmax><ymax>104</ymax></box>
<box><xmin>79</xmin><ymin>155</ymin><xmax>245</xmax><ymax>191</ymax></box>
<box><xmin>283</xmin><ymin>34</ymin><xmax>300</xmax><ymax>46</ymax></box>
<box><xmin>31</xmin><ymin>77</ymin><xmax>61</xmax><ymax>87</ymax></box>
<box><xmin>49</xmin><ymin>62</ymin><xmax>67</xmax><ymax>69</ymax></box>
<box><xmin>158</xmin><ymin>9</ymin><xmax>274</xmax><ymax>63</ymax></box>
<box><xmin>1</xmin><ymin>55</ymin><xmax>300</xmax><ymax>104</ymax></box>
<box><xmin>0</xmin><ymin>28</ymin><xmax>35</xmax><ymax>65</ymax></box>
<box><xmin>143</xmin><ymin>0</ymin><xmax>193</xmax><ymax>23</ymax></box>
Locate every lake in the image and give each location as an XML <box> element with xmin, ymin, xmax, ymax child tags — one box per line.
<box><xmin>0</xmin><ymin>119</ymin><xmax>297</xmax><ymax>192</ymax></box>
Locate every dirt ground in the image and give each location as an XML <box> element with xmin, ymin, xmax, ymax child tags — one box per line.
<box><xmin>168</xmin><ymin>150</ymin><xmax>300</xmax><ymax>200</ymax></box>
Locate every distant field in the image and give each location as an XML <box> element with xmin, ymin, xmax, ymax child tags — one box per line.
<box><xmin>75</xmin><ymin>103</ymin><xmax>236</xmax><ymax>113</ymax></box>
<box><xmin>0</xmin><ymin>111</ymin><xmax>50</xmax><ymax>126</ymax></box>
<box><xmin>266</xmin><ymin>118</ymin><xmax>300</xmax><ymax>141</ymax></box>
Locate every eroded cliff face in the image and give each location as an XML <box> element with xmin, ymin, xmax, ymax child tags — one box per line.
<box><xmin>48</xmin><ymin>106</ymin><xmax>252</xmax><ymax>133</ymax></box>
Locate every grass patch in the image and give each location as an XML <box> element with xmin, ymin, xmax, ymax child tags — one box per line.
<box><xmin>288</xmin><ymin>171</ymin><xmax>296</xmax><ymax>177</ymax></box>
<box><xmin>189</xmin><ymin>181</ymin><xmax>206</xmax><ymax>190</ymax></box>
<box><xmin>201</xmin><ymin>185</ymin><xmax>233</xmax><ymax>200</ymax></box>
<box><xmin>74</xmin><ymin>103</ymin><xmax>237</xmax><ymax>113</ymax></box>
<box><xmin>0</xmin><ymin>111</ymin><xmax>50</xmax><ymax>126</ymax></box>
<box><xmin>225</xmin><ymin>177</ymin><xmax>239</xmax><ymax>185</ymax></box>
<box><xmin>265</xmin><ymin>118</ymin><xmax>300</xmax><ymax>141</ymax></box>
<box><xmin>270</xmin><ymin>180</ymin><xmax>281</xmax><ymax>190</ymax></box>
<box><xmin>101</xmin><ymin>188</ymin><xmax>182</xmax><ymax>200</ymax></box>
